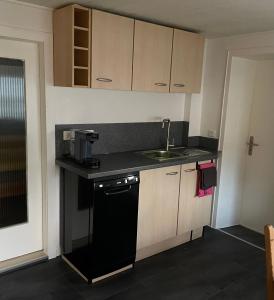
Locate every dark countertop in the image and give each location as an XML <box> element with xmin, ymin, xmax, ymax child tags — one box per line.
<box><xmin>56</xmin><ymin>148</ymin><xmax>219</xmax><ymax>179</ymax></box>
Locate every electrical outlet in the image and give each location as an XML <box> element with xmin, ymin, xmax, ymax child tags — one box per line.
<box><xmin>208</xmin><ymin>130</ymin><xmax>216</xmax><ymax>138</ymax></box>
<box><xmin>63</xmin><ymin>130</ymin><xmax>73</xmax><ymax>141</ymax></box>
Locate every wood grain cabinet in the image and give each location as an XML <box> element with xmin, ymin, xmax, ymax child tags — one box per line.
<box><xmin>177</xmin><ymin>162</ymin><xmax>212</xmax><ymax>235</ymax></box>
<box><xmin>170</xmin><ymin>30</ymin><xmax>205</xmax><ymax>93</ymax></box>
<box><xmin>91</xmin><ymin>10</ymin><xmax>134</xmax><ymax>90</ymax></box>
<box><xmin>137</xmin><ymin>166</ymin><xmax>181</xmax><ymax>250</ymax></box>
<box><xmin>132</xmin><ymin>20</ymin><xmax>173</xmax><ymax>93</ymax></box>
<box><xmin>53</xmin><ymin>5</ymin><xmax>205</xmax><ymax>93</ymax></box>
<box><xmin>53</xmin><ymin>4</ymin><xmax>91</xmax><ymax>87</ymax></box>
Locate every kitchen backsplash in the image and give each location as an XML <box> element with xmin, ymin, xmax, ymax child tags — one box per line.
<box><xmin>188</xmin><ymin>136</ymin><xmax>219</xmax><ymax>151</ymax></box>
<box><xmin>55</xmin><ymin>121</ymin><xmax>189</xmax><ymax>158</ymax></box>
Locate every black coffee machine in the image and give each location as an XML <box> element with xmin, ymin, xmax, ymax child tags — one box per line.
<box><xmin>70</xmin><ymin>129</ymin><xmax>100</xmax><ymax>168</ymax></box>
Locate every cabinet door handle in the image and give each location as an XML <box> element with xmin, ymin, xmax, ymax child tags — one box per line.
<box><xmin>184</xmin><ymin>168</ymin><xmax>196</xmax><ymax>173</ymax></box>
<box><xmin>155</xmin><ymin>82</ymin><xmax>167</xmax><ymax>87</ymax></box>
<box><xmin>174</xmin><ymin>83</ymin><xmax>185</xmax><ymax>87</ymax></box>
<box><xmin>96</xmin><ymin>77</ymin><xmax>112</xmax><ymax>82</ymax></box>
<box><xmin>166</xmin><ymin>171</ymin><xmax>178</xmax><ymax>175</ymax></box>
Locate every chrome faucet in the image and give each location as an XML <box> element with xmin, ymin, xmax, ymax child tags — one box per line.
<box><xmin>162</xmin><ymin>118</ymin><xmax>174</xmax><ymax>151</ymax></box>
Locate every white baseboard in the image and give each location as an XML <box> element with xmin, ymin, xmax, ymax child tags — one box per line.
<box><xmin>0</xmin><ymin>250</ymin><xmax>47</xmax><ymax>274</ymax></box>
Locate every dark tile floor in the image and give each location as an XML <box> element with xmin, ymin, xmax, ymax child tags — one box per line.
<box><xmin>221</xmin><ymin>225</ymin><xmax>265</xmax><ymax>249</ymax></box>
<box><xmin>0</xmin><ymin>227</ymin><xmax>266</xmax><ymax>300</ymax></box>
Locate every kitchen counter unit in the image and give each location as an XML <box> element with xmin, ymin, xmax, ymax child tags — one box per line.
<box><xmin>56</xmin><ymin>148</ymin><xmax>219</xmax><ymax>179</ymax></box>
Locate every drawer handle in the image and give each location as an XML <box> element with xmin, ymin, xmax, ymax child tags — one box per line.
<box><xmin>184</xmin><ymin>168</ymin><xmax>196</xmax><ymax>173</ymax></box>
<box><xmin>166</xmin><ymin>172</ymin><xmax>178</xmax><ymax>175</ymax></box>
<box><xmin>96</xmin><ymin>77</ymin><xmax>112</xmax><ymax>82</ymax></box>
<box><xmin>104</xmin><ymin>186</ymin><xmax>131</xmax><ymax>196</ymax></box>
<box><xmin>174</xmin><ymin>83</ymin><xmax>185</xmax><ymax>87</ymax></box>
<box><xmin>155</xmin><ymin>82</ymin><xmax>167</xmax><ymax>87</ymax></box>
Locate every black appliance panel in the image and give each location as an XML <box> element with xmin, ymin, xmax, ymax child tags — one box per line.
<box><xmin>91</xmin><ymin>174</ymin><xmax>139</xmax><ymax>278</ymax></box>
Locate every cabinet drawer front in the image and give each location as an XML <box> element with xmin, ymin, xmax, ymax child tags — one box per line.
<box><xmin>137</xmin><ymin>166</ymin><xmax>181</xmax><ymax>250</ymax></box>
<box><xmin>91</xmin><ymin>10</ymin><xmax>134</xmax><ymax>90</ymax></box>
<box><xmin>132</xmin><ymin>20</ymin><xmax>173</xmax><ymax>93</ymax></box>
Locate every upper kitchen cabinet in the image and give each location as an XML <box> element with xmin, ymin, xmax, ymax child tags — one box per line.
<box><xmin>132</xmin><ymin>20</ymin><xmax>173</xmax><ymax>93</ymax></box>
<box><xmin>53</xmin><ymin>4</ymin><xmax>91</xmax><ymax>87</ymax></box>
<box><xmin>53</xmin><ymin>5</ymin><xmax>204</xmax><ymax>93</ymax></box>
<box><xmin>170</xmin><ymin>29</ymin><xmax>204</xmax><ymax>93</ymax></box>
<box><xmin>91</xmin><ymin>10</ymin><xmax>134</xmax><ymax>90</ymax></box>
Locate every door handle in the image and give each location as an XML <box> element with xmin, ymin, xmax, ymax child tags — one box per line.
<box><xmin>174</xmin><ymin>83</ymin><xmax>185</xmax><ymax>87</ymax></box>
<box><xmin>154</xmin><ymin>82</ymin><xmax>167</xmax><ymax>87</ymax></box>
<box><xmin>166</xmin><ymin>172</ymin><xmax>178</xmax><ymax>175</ymax></box>
<box><xmin>247</xmin><ymin>136</ymin><xmax>259</xmax><ymax>156</ymax></box>
<box><xmin>184</xmin><ymin>168</ymin><xmax>196</xmax><ymax>173</ymax></box>
<box><xmin>96</xmin><ymin>77</ymin><xmax>112</xmax><ymax>82</ymax></box>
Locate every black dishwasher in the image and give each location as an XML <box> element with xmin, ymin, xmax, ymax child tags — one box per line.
<box><xmin>91</xmin><ymin>173</ymin><xmax>139</xmax><ymax>279</ymax></box>
<box><xmin>60</xmin><ymin>171</ymin><xmax>140</xmax><ymax>283</ymax></box>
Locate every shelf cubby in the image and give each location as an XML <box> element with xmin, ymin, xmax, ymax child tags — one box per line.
<box><xmin>74</xmin><ymin>28</ymin><xmax>89</xmax><ymax>48</ymax></box>
<box><xmin>74</xmin><ymin>48</ymin><xmax>89</xmax><ymax>68</ymax></box>
<box><xmin>74</xmin><ymin>68</ymin><xmax>89</xmax><ymax>86</ymax></box>
<box><xmin>73</xmin><ymin>5</ymin><xmax>90</xmax><ymax>87</ymax></box>
<box><xmin>74</xmin><ymin>7</ymin><xmax>90</xmax><ymax>28</ymax></box>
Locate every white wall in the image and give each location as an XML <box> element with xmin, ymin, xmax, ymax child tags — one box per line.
<box><xmin>215</xmin><ymin>57</ymin><xmax>257</xmax><ymax>228</ymax></box>
<box><xmin>201</xmin><ymin>30</ymin><xmax>274</xmax><ymax>139</ymax></box>
<box><xmin>0</xmin><ymin>0</ymin><xmax>190</xmax><ymax>258</ymax></box>
<box><xmin>0</xmin><ymin>0</ymin><xmax>52</xmax><ymax>33</ymax></box>
<box><xmin>47</xmin><ymin>87</ymin><xmax>185</xmax><ymax>124</ymax></box>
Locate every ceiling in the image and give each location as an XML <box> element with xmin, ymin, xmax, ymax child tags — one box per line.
<box><xmin>18</xmin><ymin>0</ymin><xmax>274</xmax><ymax>38</ymax></box>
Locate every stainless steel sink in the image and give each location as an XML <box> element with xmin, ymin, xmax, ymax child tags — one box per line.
<box><xmin>140</xmin><ymin>150</ymin><xmax>181</xmax><ymax>161</ymax></box>
<box><xmin>172</xmin><ymin>147</ymin><xmax>211</xmax><ymax>157</ymax></box>
<box><xmin>138</xmin><ymin>148</ymin><xmax>211</xmax><ymax>161</ymax></box>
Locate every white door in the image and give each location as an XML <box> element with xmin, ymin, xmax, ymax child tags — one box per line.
<box><xmin>240</xmin><ymin>60</ymin><xmax>274</xmax><ymax>233</ymax></box>
<box><xmin>217</xmin><ymin>57</ymin><xmax>274</xmax><ymax>233</ymax></box>
<box><xmin>216</xmin><ymin>57</ymin><xmax>257</xmax><ymax>228</ymax></box>
<box><xmin>0</xmin><ymin>38</ymin><xmax>43</xmax><ymax>261</ymax></box>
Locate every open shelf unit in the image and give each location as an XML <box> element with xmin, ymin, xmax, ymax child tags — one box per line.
<box><xmin>53</xmin><ymin>4</ymin><xmax>91</xmax><ymax>87</ymax></box>
<box><xmin>73</xmin><ymin>6</ymin><xmax>90</xmax><ymax>87</ymax></box>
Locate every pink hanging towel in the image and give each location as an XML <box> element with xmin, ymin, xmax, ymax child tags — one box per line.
<box><xmin>196</xmin><ymin>162</ymin><xmax>216</xmax><ymax>197</ymax></box>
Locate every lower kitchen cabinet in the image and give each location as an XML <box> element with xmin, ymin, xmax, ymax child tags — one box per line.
<box><xmin>137</xmin><ymin>165</ymin><xmax>181</xmax><ymax>250</ymax></box>
<box><xmin>177</xmin><ymin>162</ymin><xmax>212</xmax><ymax>235</ymax></box>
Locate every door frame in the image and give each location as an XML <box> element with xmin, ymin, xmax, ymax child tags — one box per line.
<box><xmin>0</xmin><ymin>35</ymin><xmax>49</xmax><ymax>257</ymax></box>
<box><xmin>212</xmin><ymin>45</ymin><xmax>274</xmax><ymax>228</ymax></box>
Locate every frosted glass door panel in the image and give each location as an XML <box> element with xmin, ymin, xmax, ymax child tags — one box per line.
<box><xmin>0</xmin><ymin>58</ymin><xmax>27</xmax><ymax>228</ymax></box>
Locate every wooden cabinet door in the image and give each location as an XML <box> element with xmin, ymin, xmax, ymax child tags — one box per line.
<box><xmin>132</xmin><ymin>20</ymin><xmax>173</xmax><ymax>93</ymax></box>
<box><xmin>91</xmin><ymin>10</ymin><xmax>134</xmax><ymax>90</ymax></box>
<box><xmin>177</xmin><ymin>163</ymin><xmax>212</xmax><ymax>235</ymax></box>
<box><xmin>137</xmin><ymin>166</ymin><xmax>181</xmax><ymax>250</ymax></box>
<box><xmin>170</xmin><ymin>30</ymin><xmax>204</xmax><ymax>93</ymax></box>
